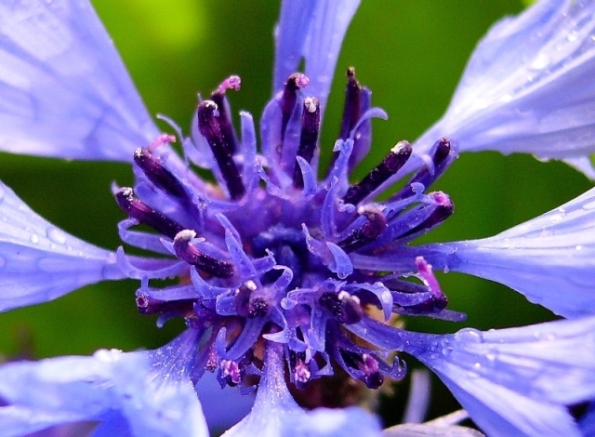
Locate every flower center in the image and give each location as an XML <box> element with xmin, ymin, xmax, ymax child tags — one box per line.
<box><xmin>114</xmin><ymin>69</ymin><xmax>462</xmax><ymax>405</ymax></box>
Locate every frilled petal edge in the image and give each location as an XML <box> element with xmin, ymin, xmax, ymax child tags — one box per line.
<box><xmin>0</xmin><ymin>330</ymin><xmax>208</xmax><ymax>437</ymax></box>
<box><xmin>0</xmin><ymin>0</ymin><xmax>158</xmax><ymax>161</ymax></box>
<box><xmin>0</xmin><ymin>182</ymin><xmax>127</xmax><ymax>311</ymax></box>
<box><xmin>413</xmin><ymin>0</ymin><xmax>595</xmax><ymax>178</ymax></box>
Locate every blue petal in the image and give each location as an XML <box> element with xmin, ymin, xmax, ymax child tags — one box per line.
<box><xmin>0</xmin><ymin>0</ymin><xmax>158</xmax><ymax>161</ymax></box>
<box><xmin>274</xmin><ymin>0</ymin><xmax>360</xmax><ymax>113</ymax></box>
<box><xmin>413</xmin><ymin>0</ymin><xmax>595</xmax><ymax>178</ymax></box>
<box><xmin>401</xmin><ymin>317</ymin><xmax>595</xmax><ymax>437</ymax></box>
<box><xmin>0</xmin><ymin>330</ymin><xmax>208</xmax><ymax>437</ymax></box>
<box><xmin>281</xmin><ymin>407</ymin><xmax>381</xmax><ymax>437</ymax></box>
<box><xmin>0</xmin><ymin>182</ymin><xmax>125</xmax><ymax>311</ymax></box>
<box><xmin>419</xmin><ymin>186</ymin><xmax>595</xmax><ymax>318</ymax></box>
<box><xmin>222</xmin><ymin>342</ymin><xmax>381</xmax><ymax>437</ymax></box>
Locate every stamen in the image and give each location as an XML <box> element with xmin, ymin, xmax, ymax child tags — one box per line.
<box><xmin>133</xmin><ymin>148</ymin><xmax>188</xmax><ymax>200</ymax></box>
<box><xmin>211</xmin><ymin>75</ymin><xmax>241</xmax><ymax>154</ymax></box>
<box><xmin>197</xmin><ymin>100</ymin><xmax>246</xmax><ymax>200</ymax></box>
<box><xmin>339</xmin><ymin>67</ymin><xmax>362</xmax><ymax>140</ymax></box>
<box><xmin>338</xmin><ymin>206</ymin><xmax>387</xmax><ymax>252</ymax></box>
<box><xmin>234</xmin><ymin>280</ymin><xmax>271</xmax><ymax>318</ymax></box>
<box><xmin>393</xmin><ymin>138</ymin><xmax>455</xmax><ymax>200</ymax></box>
<box><xmin>399</xmin><ymin>192</ymin><xmax>454</xmax><ymax>239</ymax></box>
<box><xmin>343</xmin><ymin>140</ymin><xmax>412</xmax><ymax>205</ymax></box>
<box><xmin>319</xmin><ymin>290</ymin><xmax>363</xmax><ymax>324</ymax></box>
<box><xmin>115</xmin><ymin>187</ymin><xmax>184</xmax><ymax>239</ymax></box>
<box><xmin>173</xmin><ymin>230</ymin><xmax>235</xmax><ymax>278</ymax></box>
<box><xmin>414</xmin><ymin>256</ymin><xmax>447</xmax><ymax>312</ymax></box>
<box><xmin>135</xmin><ymin>294</ymin><xmax>194</xmax><ymax>316</ymax></box>
<box><xmin>358</xmin><ymin>354</ymin><xmax>384</xmax><ymax>389</ymax></box>
<box><xmin>342</xmin><ymin>351</ymin><xmax>384</xmax><ymax>389</ymax></box>
<box><xmin>281</xmin><ymin>73</ymin><xmax>309</xmax><ymax>140</ymax></box>
<box><xmin>293</xmin><ymin>96</ymin><xmax>320</xmax><ymax>189</ymax></box>
<box><xmin>328</xmin><ymin>68</ymin><xmax>363</xmax><ymax>171</ymax></box>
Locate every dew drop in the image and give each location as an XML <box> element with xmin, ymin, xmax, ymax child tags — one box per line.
<box><xmin>47</xmin><ymin>227</ymin><xmax>66</xmax><ymax>245</ymax></box>
<box><xmin>30</xmin><ymin>234</ymin><xmax>39</xmax><ymax>244</ymax></box>
<box><xmin>576</xmin><ymin>245</ymin><xmax>583</xmax><ymax>251</ymax></box>
<box><xmin>454</xmin><ymin>327</ymin><xmax>484</xmax><ymax>343</ymax></box>
<box><xmin>530</xmin><ymin>53</ymin><xmax>550</xmax><ymax>70</ymax></box>
<box><xmin>582</xmin><ymin>200</ymin><xmax>595</xmax><ymax>210</ymax></box>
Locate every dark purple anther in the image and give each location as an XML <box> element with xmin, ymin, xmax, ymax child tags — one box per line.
<box><xmin>319</xmin><ymin>290</ymin><xmax>363</xmax><ymax>325</ymax></box>
<box><xmin>136</xmin><ymin>294</ymin><xmax>194</xmax><ymax>316</ymax></box>
<box><xmin>281</xmin><ymin>73</ymin><xmax>309</xmax><ymax>141</ymax></box>
<box><xmin>411</xmin><ymin>256</ymin><xmax>448</xmax><ymax>313</ymax></box>
<box><xmin>197</xmin><ymin>100</ymin><xmax>246</xmax><ymax>200</ymax></box>
<box><xmin>339</xmin><ymin>206</ymin><xmax>387</xmax><ymax>252</ymax></box>
<box><xmin>115</xmin><ymin>187</ymin><xmax>184</xmax><ymax>239</ymax></box>
<box><xmin>293</xmin><ymin>96</ymin><xmax>321</xmax><ymax>189</ymax></box>
<box><xmin>234</xmin><ymin>280</ymin><xmax>271</xmax><ymax>318</ymax></box>
<box><xmin>342</xmin><ymin>351</ymin><xmax>384</xmax><ymax>389</ymax></box>
<box><xmin>133</xmin><ymin>148</ymin><xmax>188</xmax><ymax>200</ymax></box>
<box><xmin>327</xmin><ymin>68</ymin><xmax>363</xmax><ymax>171</ymax></box>
<box><xmin>400</xmin><ymin>192</ymin><xmax>454</xmax><ymax>239</ymax></box>
<box><xmin>358</xmin><ymin>354</ymin><xmax>384</xmax><ymax>389</ymax></box>
<box><xmin>393</xmin><ymin>138</ymin><xmax>455</xmax><ymax>201</ymax></box>
<box><xmin>173</xmin><ymin>230</ymin><xmax>235</xmax><ymax>278</ymax></box>
<box><xmin>339</xmin><ymin>67</ymin><xmax>362</xmax><ymax>141</ymax></box>
<box><xmin>210</xmin><ymin>76</ymin><xmax>241</xmax><ymax>155</ymax></box>
<box><xmin>343</xmin><ymin>140</ymin><xmax>412</xmax><ymax>205</ymax></box>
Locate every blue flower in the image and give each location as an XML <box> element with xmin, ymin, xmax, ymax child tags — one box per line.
<box><xmin>0</xmin><ymin>1</ymin><xmax>594</xmax><ymax>436</ymax></box>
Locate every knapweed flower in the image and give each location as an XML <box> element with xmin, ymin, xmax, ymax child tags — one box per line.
<box><xmin>0</xmin><ymin>0</ymin><xmax>594</xmax><ymax>436</ymax></box>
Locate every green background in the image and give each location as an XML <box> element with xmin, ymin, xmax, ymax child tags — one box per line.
<box><xmin>0</xmin><ymin>0</ymin><xmax>592</xmax><ymax>426</ymax></box>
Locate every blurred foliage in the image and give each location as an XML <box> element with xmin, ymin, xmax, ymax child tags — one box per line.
<box><xmin>0</xmin><ymin>0</ymin><xmax>592</xmax><ymax>425</ymax></box>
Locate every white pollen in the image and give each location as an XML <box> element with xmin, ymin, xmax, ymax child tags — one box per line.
<box><xmin>391</xmin><ymin>140</ymin><xmax>409</xmax><ymax>154</ymax></box>
<box><xmin>304</xmin><ymin>97</ymin><xmax>317</xmax><ymax>113</ymax></box>
<box><xmin>175</xmin><ymin>229</ymin><xmax>197</xmax><ymax>241</ymax></box>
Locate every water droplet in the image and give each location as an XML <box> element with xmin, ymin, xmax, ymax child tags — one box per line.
<box><xmin>454</xmin><ymin>327</ymin><xmax>484</xmax><ymax>343</ymax></box>
<box><xmin>47</xmin><ymin>227</ymin><xmax>66</xmax><ymax>245</ymax></box>
<box><xmin>582</xmin><ymin>200</ymin><xmax>595</xmax><ymax>210</ymax></box>
<box><xmin>30</xmin><ymin>234</ymin><xmax>39</xmax><ymax>244</ymax></box>
<box><xmin>567</xmin><ymin>31</ymin><xmax>578</xmax><ymax>42</ymax></box>
<box><xmin>531</xmin><ymin>53</ymin><xmax>550</xmax><ymax>70</ymax></box>
<box><xmin>576</xmin><ymin>245</ymin><xmax>583</xmax><ymax>251</ymax></box>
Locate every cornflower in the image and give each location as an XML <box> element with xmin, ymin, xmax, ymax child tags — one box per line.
<box><xmin>0</xmin><ymin>1</ymin><xmax>594</xmax><ymax>437</ymax></box>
